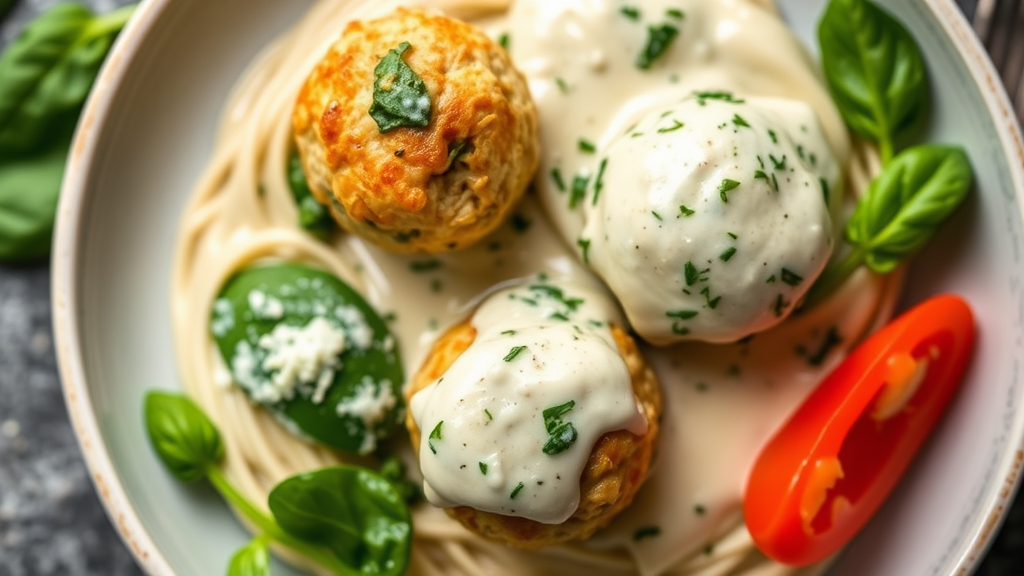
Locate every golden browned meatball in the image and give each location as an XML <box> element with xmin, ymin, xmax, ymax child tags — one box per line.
<box><xmin>406</xmin><ymin>321</ymin><xmax>662</xmax><ymax>549</ymax></box>
<box><xmin>293</xmin><ymin>8</ymin><xmax>539</xmax><ymax>252</ymax></box>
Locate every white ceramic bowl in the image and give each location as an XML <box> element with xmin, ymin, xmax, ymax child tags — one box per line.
<box><xmin>53</xmin><ymin>0</ymin><xmax>1024</xmax><ymax>574</ymax></box>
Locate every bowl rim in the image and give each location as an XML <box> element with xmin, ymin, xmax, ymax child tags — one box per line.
<box><xmin>51</xmin><ymin>0</ymin><xmax>1024</xmax><ymax>575</ymax></box>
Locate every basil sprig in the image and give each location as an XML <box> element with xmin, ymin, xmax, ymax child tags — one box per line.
<box><xmin>144</xmin><ymin>391</ymin><xmax>413</xmax><ymax>576</ymax></box>
<box><xmin>369</xmin><ymin>42</ymin><xmax>431</xmax><ymax>133</ymax></box>
<box><xmin>0</xmin><ymin>3</ymin><xmax>135</xmax><ymax>261</ymax></box>
<box><xmin>818</xmin><ymin>0</ymin><xmax>926</xmax><ymax>162</ymax></box>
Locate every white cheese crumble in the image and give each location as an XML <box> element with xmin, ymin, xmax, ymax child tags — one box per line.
<box><xmin>336</xmin><ymin>376</ymin><xmax>397</xmax><ymax>454</ymax></box>
<box><xmin>248</xmin><ymin>289</ymin><xmax>285</xmax><ymax>320</ymax></box>
<box><xmin>230</xmin><ymin>317</ymin><xmax>347</xmax><ymax>405</ymax></box>
<box><xmin>210</xmin><ymin>298</ymin><xmax>235</xmax><ymax>337</ymax></box>
<box><xmin>334</xmin><ymin>305</ymin><xmax>373</xmax><ymax>349</ymax></box>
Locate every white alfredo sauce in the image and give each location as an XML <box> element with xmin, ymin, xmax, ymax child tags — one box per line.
<box><xmin>583</xmin><ymin>96</ymin><xmax>838</xmax><ymax>344</ymax></box>
<box><xmin>409</xmin><ymin>280</ymin><xmax>648</xmax><ymax>523</ymax></box>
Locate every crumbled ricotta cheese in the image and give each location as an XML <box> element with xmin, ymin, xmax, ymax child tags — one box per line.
<box><xmin>210</xmin><ymin>298</ymin><xmax>235</xmax><ymax>337</ymax></box>
<box><xmin>334</xmin><ymin>305</ymin><xmax>373</xmax><ymax>349</ymax></box>
<box><xmin>248</xmin><ymin>289</ymin><xmax>285</xmax><ymax>320</ymax></box>
<box><xmin>336</xmin><ymin>376</ymin><xmax>396</xmax><ymax>454</ymax></box>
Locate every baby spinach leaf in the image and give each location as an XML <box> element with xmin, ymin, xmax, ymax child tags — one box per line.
<box><xmin>211</xmin><ymin>263</ymin><xmax>404</xmax><ymax>454</ymax></box>
<box><xmin>818</xmin><ymin>0</ymin><xmax>927</xmax><ymax>161</ymax></box>
<box><xmin>269</xmin><ymin>467</ymin><xmax>412</xmax><ymax>576</ymax></box>
<box><xmin>287</xmin><ymin>151</ymin><xmax>336</xmax><ymax>240</ymax></box>
<box><xmin>369</xmin><ymin>42</ymin><xmax>431</xmax><ymax>133</ymax></box>
<box><xmin>227</xmin><ymin>537</ymin><xmax>270</xmax><ymax>576</ymax></box>
<box><xmin>846</xmin><ymin>144</ymin><xmax>972</xmax><ymax>273</ymax></box>
<box><xmin>144</xmin><ymin>391</ymin><xmax>224</xmax><ymax>483</ymax></box>
<box><xmin>0</xmin><ymin>0</ymin><xmax>14</xmax><ymax>20</ymax></box>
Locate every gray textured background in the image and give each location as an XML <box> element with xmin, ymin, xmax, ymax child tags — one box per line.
<box><xmin>0</xmin><ymin>0</ymin><xmax>1020</xmax><ymax>575</ymax></box>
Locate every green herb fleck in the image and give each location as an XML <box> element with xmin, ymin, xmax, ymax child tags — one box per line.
<box><xmin>770</xmin><ymin>154</ymin><xmax>787</xmax><ymax>170</ymax></box>
<box><xmin>577</xmin><ymin>238</ymin><xmax>591</xmax><ymax>264</ymax></box>
<box><xmin>409</xmin><ymin>259</ymin><xmax>442</xmax><ymax>272</ymax></box>
<box><xmin>732</xmin><ymin>114</ymin><xmax>750</xmax><ymax>128</ymax></box>
<box><xmin>428</xmin><ymin>421</ymin><xmax>443</xmax><ymax>454</ymax></box>
<box><xmin>718</xmin><ymin>179</ymin><xmax>740</xmax><ymax>203</ymax></box>
<box><xmin>593</xmin><ymin>157</ymin><xmax>608</xmax><ymax>205</ymax></box>
<box><xmin>701</xmin><ymin>287</ymin><xmax>721</xmax><ymax>309</ymax></box>
<box><xmin>781</xmin><ymin>268</ymin><xmax>803</xmax><ymax>287</ymax></box>
<box><xmin>820</xmin><ymin>177</ymin><xmax>831</xmax><ymax>204</ymax></box>
<box><xmin>578</xmin><ymin>138</ymin><xmax>597</xmax><ymax>153</ymax></box>
<box><xmin>666</xmin><ymin>8</ymin><xmax>685</xmax><ymax>19</ymax></box>
<box><xmin>772</xmin><ymin>294</ymin><xmax>787</xmax><ymax>317</ymax></box>
<box><xmin>636</xmin><ymin>23</ymin><xmax>679</xmax><ymax>70</ymax></box>
<box><xmin>445</xmin><ymin>140</ymin><xmax>472</xmax><ymax>171</ymax></box>
<box><xmin>807</xmin><ymin>326</ymin><xmax>842</xmax><ymax>366</ymax></box>
<box><xmin>766</xmin><ymin>274</ymin><xmax>777</xmax><ymax>284</ymax></box>
<box><xmin>479</xmin><ymin>462</ymin><xmax>488</xmax><ymax>475</ymax></box>
<box><xmin>658</xmin><ymin>119</ymin><xmax>684</xmax><ymax>133</ymax></box>
<box><xmin>666</xmin><ymin>309</ymin><xmax>699</xmax><ymax>320</ymax></box>
<box><xmin>500</xmin><ymin>330</ymin><xmax>516</xmax><ymax>336</ymax></box>
<box><xmin>679</xmin><ymin>204</ymin><xmax>695</xmax><ymax>217</ymax></box>
<box><xmin>504</xmin><ymin>345</ymin><xmax>528</xmax><ymax>362</ymax></box>
<box><xmin>511</xmin><ymin>213</ymin><xmax>531</xmax><ymax>232</ymax></box>
<box><xmin>694</xmin><ymin>504</ymin><xmax>707</xmax><ymax>515</ymax></box>
<box><xmin>768</xmin><ymin>129</ymin><xmax>778</xmax><ymax>143</ymax></box>
<box><xmin>684</xmin><ymin>261</ymin><xmax>703</xmax><ymax>286</ymax></box>
<box><xmin>719</xmin><ymin>247</ymin><xmax>737</xmax><ymax>262</ymax></box>
<box><xmin>634</xmin><ymin>526</ymin><xmax>662</xmax><ymax>541</ymax></box>
<box><xmin>551</xmin><ymin>168</ymin><xmax>566</xmax><ymax>192</ymax></box>
<box><xmin>498</xmin><ymin>33</ymin><xmax>510</xmax><ymax>50</ymax></box>
<box><xmin>555</xmin><ymin>77</ymin><xmax>570</xmax><ymax>93</ymax></box>
<box><xmin>620</xmin><ymin>5</ymin><xmax>641</xmax><ymax>20</ymax></box>
<box><xmin>510</xmin><ymin>482</ymin><xmax>525</xmax><ymax>499</ymax></box>
<box><xmin>370</xmin><ymin>42</ymin><xmax>431</xmax><ymax>133</ymax></box>
<box><xmin>570</xmin><ymin>173</ymin><xmax>590</xmax><ymax>209</ymax></box>
<box><xmin>694</xmin><ymin>91</ymin><xmax>745</xmax><ymax>106</ymax></box>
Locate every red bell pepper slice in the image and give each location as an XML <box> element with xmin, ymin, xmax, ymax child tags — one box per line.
<box><xmin>744</xmin><ymin>294</ymin><xmax>975</xmax><ymax>566</ymax></box>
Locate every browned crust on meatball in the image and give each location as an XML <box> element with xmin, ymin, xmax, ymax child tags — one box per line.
<box><xmin>406</xmin><ymin>321</ymin><xmax>662</xmax><ymax>549</ymax></box>
<box><xmin>293</xmin><ymin>8</ymin><xmax>539</xmax><ymax>252</ymax></box>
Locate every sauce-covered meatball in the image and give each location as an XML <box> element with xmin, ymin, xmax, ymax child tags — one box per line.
<box><xmin>293</xmin><ymin>8</ymin><xmax>539</xmax><ymax>252</ymax></box>
<box><xmin>406</xmin><ymin>280</ymin><xmax>661</xmax><ymax>549</ymax></box>
<box><xmin>580</xmin><ymin>95</ymin><xmax>840</xmax><ymax>344</ymax></box>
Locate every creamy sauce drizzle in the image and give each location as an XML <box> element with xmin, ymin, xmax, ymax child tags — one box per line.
<box><xmin>410</xmin><ymin>280</ymin><xmax>646</xmax><ymax>523</ymax></box>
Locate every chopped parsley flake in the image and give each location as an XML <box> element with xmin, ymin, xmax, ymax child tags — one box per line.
<box><xmin>666</xmin><ymin>8</ymin><xmax>685</xmax><ymax>19</ymax></box>
<box><xmin>719</xmin><ymin>247</ymin><xmax>737</xmax><ymax>262</ymax></box>
<box><xmin>678</xmin><ymin>204</ymin><xmax>695</xmax><ymax>217</ymax></box>
<box><xmin>428</xmin><ymin>421</ymin><xmax>443</xmax><ymax>454</ymax></box>
<box><xmin>577</xmin><ymin>238</ymin><xmax>591</xmax><ymax>264</ymax></box>
<box><xmin>570</xmin><ymin>173</ymin><xmax>590</xmax><ymax>209</ymax></box>
<box><xmin>768</xmin><ymin>129</ymin><xmax>778</xmax><ymax>143</ymax></box>
<box><xmin>498</xmin><ymin>33</ymin><xmax>510</xmax><ymax>50</ymax></box>
<box><xmin>409</xmin><ymin>259</ymin><xmax>442</xmax><ymax>272</ymax></box>
<box><xmin>718</xmin><ymin>179</ymin><xmax>740</xmax><ymax>202</ymax></box>
<box><xmin>510</xmin><ymin>482</ymin><xmax>525</xmax><ymax>499</ymax></box>
<box><xmin>820</xmin><ymin>177</ymin><xmax>831</xmax><ymax>204</ymax></box>
<box><xmin>620</xmin><ymin>5</ymin><xmax>641</xmax><ymax>20</ymax></box>
<box><xmin>657</xmin><ymin>119</ymin><xmax>685</xmax><ymax>133</ymax></box>
<box><xmin>694</xmin><ymin>91</ymin><xmax>745</xmax><ymax>106</ymax></box>
<box><xmin>479</xmin><ymin>462</ymin><xmax>488</xmax><ymax>475</ymax></box>
<box><xmin>652</xmin><ymin>211</ymin><xmax>663</xmax><ymax>221</ymax></box>
<box><xmin>684</xmin><ymin>261</ymin><xmax>700</xmax><ymax>286</ymax></box>
<box><xmin>781</xmin><ymin>268</ymin><xmax>804</xmax><ymax>287</ymax></box>
<box><xmin>555</xmin><ymin>77</ymin><xmax>569</xmax><ymax>93</ymax></box>
<box><xmin>770</xmin><ymin>154</ymin><xmax>787</xmax><ymax>170</ymax></box>
<box><xmin>484</xmin><ymin>408</ymin><xmax>494</xmax><ymax>421</ymax></box>
<box><xmin>550</xmin><ymin>168</ymin><xmax>566</xmax><ymax>192</ymax></box>
<box><xmin>732</xmin><ymin>114</ymin><xmax>750</xmax><ymax>128</ymax></box>
<box><xmin>541</xmin><ymin>400</ymin><xmax>579</xmax><ymax>455</ymax></box>
<box><xmin>634</xmin><ymin>526</ymin><xmax>662</xmax><ymax>541</ymax></box>
<box><xmin>636</xmin><ymin>23</ymin><xmax>679</xmax><ymax>70</ymax></box>
<box><xmin>701</xmin><ymin>287</ymin><xmax>721</xmax><ymax>309</ymax></box>
<box><xmin>504</xmin><ymin>345</ymin><xmax>528</xmax><ymax>362</ymax></box>
<box><xmin>666</xmin><ymin>309</ymin><xmax>699</xmax><ymax>320</ymax></box>
<box><xmin>578</xmin><ymin>138</ymin><xmax>597</xmax><ymax>153</ymax></box>
<box><xmin>593</xmin><ymin>157</ymin><xmax>608</xmax><ymax>205</ymax></box>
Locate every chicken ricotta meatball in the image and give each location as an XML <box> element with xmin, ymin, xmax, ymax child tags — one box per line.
<box><xmin>293</xmin><ymin>8</ymin><xmax>539</xmax><ymax>252</ymax></box>
<box><xmin>406</xmin><ymin>279</ymin><xmax>662</xmax><ymax>549</ymax></box>
<box><xmin>580</xmin><ymin>94</ymin><xmax>841</xmax><ymax>344</ymax></box>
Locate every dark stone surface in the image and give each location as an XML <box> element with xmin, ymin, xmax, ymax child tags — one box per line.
<box><xmin>0</xmin><ymin>0</ymin><xmax>1018</xmax><ymax>575</ymax></box>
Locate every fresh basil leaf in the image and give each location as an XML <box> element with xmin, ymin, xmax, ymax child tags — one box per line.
<box><xmin>0</xmin><ymin>3</ymin><xmax>134</xmax><ymax>155</ymax></box>
<box><xmin>287</xmin><ymin>151</ymin><xmax>335</xmax><ymax>240</ymax></box>
<box><xmin>818</xmin><ymin>0</ymin><xmax>927</xmax><ymax>160</ymax></box>
<box><xmin>144</xmin><ymin>391</ymin><xmax>224</xmax><ymax>482</ymax></box>
<box><xmin>268</xmin><ymin>467</ymin><xmax>412</xmax><ymax>576</ymax></box>
<box><xmin>846</xmin><ymin>144</ymin><xmax>972</xmax><ymax>273</ymax></box>
<box><xmin>211</xmin><ymin>263</ymin><xmax>404</xmax><ymax>454</ymax></box>
<box><xmin>0</xmin><ymin>126</ymin><xmax>72</xmax><ymax>261</ymax></box>
<box><xmin>227</xmin><ymin>538</ymin><xmax>270</xmax><ymax>576</ymax></box>
<box><xmin>369</xmin><ymin>42</ymin><xmax>431</xmax><ymax>133</ymax></box>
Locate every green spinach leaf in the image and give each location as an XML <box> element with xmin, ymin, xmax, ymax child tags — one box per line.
<box><xmin>0</xmin><ymin>0</ymin><xmax>14</xmax><ymax>20</ymax></box>
<box><xmin>211</xmin><ymin>263</ymin><xmax>404</xmax><ymax>454</ymax></box>
<box><xmin>818</xmin><ymin>0</ymin><xmax>927</xmax><ymax>161</ymax></box>
<box><xmin>227</xmin><ymin>537</ymin><xmax>270</xmax><ymax>576</ymax></box>
<box><xmin>369</xmin><ymin>42</ymin><xmax>431</xmax><ymax>133</ymax></box>
<box><xmin>846</xmin><ymin>144</ymin><xmax>972</xmax><ymax>273</ymax></box>
<box><xmin>287</xmin><ymin>151</ymin><xmax>336</xmax><ymax>240</ymax></box>
<box><xmin>144</xmin><ymin>391</ymin><xmax>224</xmax><ymax>482</ymax></box>
<box><xmin>269</xmin><ymin>467</ymin><xmax>412</xmax><ymax>576</ymax></box>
